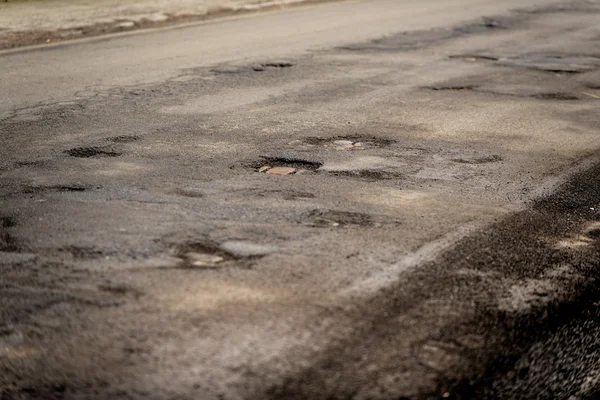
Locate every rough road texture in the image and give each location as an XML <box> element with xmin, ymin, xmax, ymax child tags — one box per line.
<box><xmin>2</xmin><ymin>0</ymin><xmax>600</xmax><ymax>399</ymax></box>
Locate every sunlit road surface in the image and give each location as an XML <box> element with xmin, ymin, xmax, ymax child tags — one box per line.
<box><xmin>2</xmin><ymin>0</ymin><xmax>600</xmax><ymax>399</ymax></box>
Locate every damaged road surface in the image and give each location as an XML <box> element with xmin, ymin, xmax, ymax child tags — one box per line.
<box><xmin>2</xmin><ymin>0</ymin><xmax>600</xmax><ymax>398</ymax></box>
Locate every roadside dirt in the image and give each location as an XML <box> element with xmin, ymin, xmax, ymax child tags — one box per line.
<box><xmin>0</xmin><ymin>0</ymin><xmax>338</xmax><ymax>50</ymax></box>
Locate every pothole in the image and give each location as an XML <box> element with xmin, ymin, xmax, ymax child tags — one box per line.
<box><xmin>172</xmin><ymin>239</ymin><xmax>272</xmax><ymax>269</ymax></box>
<box><xmin>449</xmin><ymin>54</ymin><xmax>498</xmax><ymax>61</ymax></box>
<box><xmin>251</xmin><ymin>155</ymin><xmax>323</xmax><ymax>175</ymax></box>
<box><xmin>451</xmin><ymin>155</ymin><xmax>502</xmax><ymax>164</ymax></box>
<box><xmin>22</xmin><ymin>185</ymin><xmax>89</xmax><ymax>194</ymax></box>
<box><xmin>427</xmin><ymin>85</ymin><xmax>477</xmax><ymax>92</ymax></box>
<box><xmin>299</xmin><ymin>135</ymin><xmax>395</xmax><ymax>149</ymax></box>
<box><xmin>304</xmin><ymin>210</ymin><xmax>375</xmax><ymax>228</ymax></box>
<box><xmin>498</xmin><ymin>55</ymin><xmax>600</xmax><ymax>73</ymax></box>
<box><xmin>174</xmin><ymin>241</ymin><xmax>234</xmax><ymax>269</ymax></box>
<box><xmin>65</xmin><ymin>147</ymin><xmax>121</xmax><ymax>158</ymax></box>
<box><xmin>212</xmin><ymin>60</ymin><xmax>294</xmax><ymax>74</ymax></box>
<box><xmin>107</xmin><ymin>135</ymin><xmax>140</xmax><ymax>143</ymax></box>
<box><xmin>531</xmin><ymin>92</ymin><xmax>580</xmax><ymax>101</ymax></box>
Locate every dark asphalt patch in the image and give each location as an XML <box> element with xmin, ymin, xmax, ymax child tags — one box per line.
<box><xmin>531</xmin><ymin>92</ymin><xmax>580</xmax><ymax>101</ymax></box>
<box><xmin>449</xmin><ymin>54</ymin><xmax>499</xmax><ymax>61</ymax></box>
<box><xmin>65</xmin><ymin>147</ymin><xmax>121</xmax><ymax>158</ymax></box>
<box><xmin>586</xmin><ymin>229</ymin><xmax>600</xmax><ymax>239</ymax></box>
<box><xmin>22</xmin><ymin>185</ymin><xmax>90</xmax><ymax>194</ymax></box>
<box><xmin>0</xmin><ymin>217</ymin><xmax>22</xmax><ymax>253</ymax></box>
<box><xmin>427</xmin><ymin>86</ymin><xmax>477</xmax><ymax>92</ymax></box>
<box><xmin>106</xmin><ymin>135</ymin><xmax>140</xmax><ymax>143</ymax></box>
<box><xmin>452</xmin><ymin>155</ymin><xmax>502</xmax><ymax>164</ymax></box>
<box><xmin>1</xmin><ymin>217</ymin><xmax>17</xmax><ymax>229</ymax></box>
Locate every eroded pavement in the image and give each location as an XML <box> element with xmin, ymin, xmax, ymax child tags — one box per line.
<box><xmin>2</xmin><ymin>1</ymin><xmax>600</xmax><ymax>399</ymax></box>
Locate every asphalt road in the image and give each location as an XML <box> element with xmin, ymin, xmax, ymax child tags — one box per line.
<box><xmin>2</xmin><ymin>0</ymin><xmax>600</xmax><ymax>399</ymax></box>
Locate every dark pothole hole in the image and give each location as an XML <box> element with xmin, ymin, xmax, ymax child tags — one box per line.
<box><xmin>427</xmin><ymin>85</ymin><xmax>478</xmax><ymax>92</ymax></box>
<box><xmin>250</xmin><ymin>155</ymin><xmax>323</xmax><ymax>171</ymax></box>
<box><xmin>302</xmin><ymin>135</ymin><xmax>396</xmax><ymax>148</ymax></box>
<box><xmin>452</xmin><ymin>155</ymin><xmax>503</xmax><ymax>164</ymax></box>
<box><xmin>23</xmin><ymin>185</ymin><xmax>90</xmax><ymax>194</ymax></box>
<box><xmin>65</xmin><ymin>147</ymin><xmax>122</xmax><ymax>158</ymax></box>
<box><xmin>107</xmin><ymin>135</ymin><xmax>140</xmax><ymax>143</ymax></box>
<box><xmin>532</xmin><ymin>92</ymin><xmax>580</xmax><ymax>101</ymax></box>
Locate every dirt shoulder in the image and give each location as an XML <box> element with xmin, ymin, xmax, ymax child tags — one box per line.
<box><xmin>0</xmin><ymin>0</ymin><xmax>336</xmax><ymax>50</ymax></box>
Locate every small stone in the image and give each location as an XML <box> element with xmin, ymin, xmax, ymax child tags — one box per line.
<box><xmin>295</xmin><ymin>169</ymin><xmax>311</xmax><ymax>175</ymax></box>
<box><xmin>266</xmin><ymin>167</ymin><xmax>296</xmax><ymax>175</ymax></box>
<box><xmin>353</xmin><ymin>142</ymin><xmax>364</xmax><ymax>147</ymax></box>
<box><xmin>333</xmin><ymin>140</ymin><xmax>354</xmax><ymax>146</ymax></box>
<box><xmin>258</xmin><ymin>165</ymin><xmax>272</xmax><ymax>173</ymax></box>
<box><xmin>335</xmin><ymin>144</ymin><xmax>355</xmax><ymax>150</ymax></box>
<box><xmin>116</xmin><ymin>21</ymin><xmax>135</xmax><ymax>29</ymax></box>
<box><xmin>287</xmin><ymin>140</ymin><xmax>303</xmax><ymax>146</ymax></box>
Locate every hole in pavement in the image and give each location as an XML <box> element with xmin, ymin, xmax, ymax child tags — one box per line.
<box><xmin>107</xmin><ymin>135</ymin><xmax>140</xmax><ymax>143</ymax></box>
<box><xmin>305</xmin><ymin>209</ymin><xmax>374</xmax><ymax>228</ymax></box>
<box><xmin>22</xmin><ymin>185</ymin><xmax>89</xmax><ymax>194</ymax></box>
<box><xmin>328</xmin><ymin>170</ymin><xmax>403</xmax><ymax>181</ymax></box>
<box><xmin>586</xmin><ymin>84</ymin><xmax>600</xmax><ymax>90</ymax></box>
<box><xmin>531</xmin><ymin>93</ymin><xmax>579</xmax><ymax>101</ymax></box>
<box><xmin>65</xmin><ymin>147</ymin><xmax>121</xmax><ymax>158</ymax></box>
<box><xmin>427</xmin><ymin>85</ymin><xmax>477</xmax><ymax>92</ymax></box>
<box><xmin>171</xmin><ymin>240</ymin><xmax>246</xmax><ymax>269</ymax></box>
<box><xmin>262</xmin><ymin>61</ymin><xmax>294</xmax><ymax>68</ymax></box>
<box><xmin>452</xmin><ymin>155</ymin><xmax>502</xmax><ymax>164</ymax></box>
<box><xmin>302</xmin><ymin>135</ymin><xmax>395</xmax><ymax>148</ymax></box>
<box><xmin>587</xmin><ymin>229</ymin><xmax>600</xmax><ymax>239</ymax></box>
<box><xmin>449</xmin><ymin>54</ymin><xmax>499</xmax><ymax>61</ymax></box>
<box><xmin>212</xmin><ymin>61</ymin><xmax>293</xmax><ymax>74</ymax></box>
<box><xmin>498</xmin><ymin>55</ymin><xmax>600</xmax><ymax>73</ymax></box>
<box><xmin>250</xmin><ymin>155</ymin><xmax>323</xmax><ymax>173</ymax></box>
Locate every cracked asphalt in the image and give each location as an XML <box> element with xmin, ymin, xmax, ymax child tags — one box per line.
<box><xmin>1</xmin><ymin>0</ymin><xmax>600</xmax><ymax>399</ymax></box>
